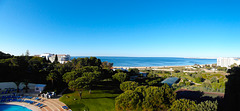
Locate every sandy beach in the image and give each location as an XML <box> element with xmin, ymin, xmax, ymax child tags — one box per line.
<box><xmin>113</xmin><ymin>63</ymin><xmax>214</xmax><ymax>69</ymax></box>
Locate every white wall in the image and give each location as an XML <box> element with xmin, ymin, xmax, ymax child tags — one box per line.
<box><xmin>0</xmin><ymin>82</ymin><xmax>44</xmax><ymax>90</ymax></box>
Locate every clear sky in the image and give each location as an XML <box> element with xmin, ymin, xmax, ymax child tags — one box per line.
<box><xmin>0</xmin><ymin>0</ymin><xmax>240</xmax><ymax>57</ymax></box>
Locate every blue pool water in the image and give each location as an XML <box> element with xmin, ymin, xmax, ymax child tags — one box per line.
<box><xmin>0</xmin><ymin>104</ymin><xmax>32</xmax><ymax>111</ymax></box>
<box><xmin>71</xmin><ymin>56</ymin><xmax>217</xmax><ymax>67</ymax></box>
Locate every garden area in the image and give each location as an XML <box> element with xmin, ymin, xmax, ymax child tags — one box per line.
<box><xmin>60</xmin><ymin>90</ymin><xmax>120</xmax><ymax>111</ymax></box>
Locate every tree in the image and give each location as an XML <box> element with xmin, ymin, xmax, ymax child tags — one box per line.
<box><xmin>134</xmin><ymin>86</ymin><xmax>148</xmax><ymax>99</ymax></box>
<box><xmin>0</xmin><ymin>51</ymin><xmax>12</xmax><ymax>59</ymax></box>
<box><xmin>23</xmin><ymin>80</ymin><xmax>29</xmax><ymax>93</ymax></box>
<box><xmin>224</xmin><ymin>66</ymin><xmax>240</xmax><ymax>111</ymax></box>
<box><xmin>120</xmin><ymin>81</ymin><xmax>139</xmax><ymax>92</ymax></box>
<box><xmin>129</xmin><ymin>68</ymin><xmax>139</xmax><ymax>75</ymax></box>
<box><xmin>63</xmin><ymin>71</ymin><xmax>78</xmax><ymax>83</ymax></box>
<box><xmin>174</xmin><ymin>69</ymin><xmax>181</xmax><ymax>73</ymax></box>
<box><xmin>53</xmin><ymin>54</ymin><xmax>59</xmax><ymax>64</ymax></box>
<box><xmin>82</xmin><ymin>71</ymin><xmax>101</xmax><ymax>93</ymax></box>
<box><xmin>168</xmin><ymin>99</ymin><xmax>197</xmax><ymax>111</ymax></box>
<box><xmin>210</xmin><ymin>77</ymin><xmax>218</xmax><ymax>83</ymax></box>
<box><xmin>115</xmin><ymin>90</ymin><xmax>141</xmax><ymax>111</ymax></box>
<box><xmin>112</xmin><ymin>72</ymin><xmax>127</xmax><ymax>83</ymax></box>
<box><xmin>25</xmin><ymin>50</ymin><xmax>30</xmax><ymax>60</ymax></box>
<box><xmin>46</xmin><ymin>71</ymin><xmax>58</xmax><ymax>87</ymax></box>
<box><xmin>101</xmin><ymin>61</ymin><xmax>113</xmax><ymax>69</ymax></box>
<box><xmin>217</xmin><ymin>67</ymin><xmax>227</xmax><ymax>71</ymax></box>
<box><xmin>142</xmin><ymin>84</ymin><xmax>176</xmax><ymax>110</ymax></box>
<box><xmin>197</xmin><ymin>100</ymin><xmax>218</xmax><ymax>111</ymax></box>
<box><xmin>68</xmin><ymin>76</ymin><xmax>89</xmax><ymax>99</ymax></box>
<box><xmin>14</xmin><ymin>81</ymin><xmax>21</xmax><ymax>93</ymax></box>
<box><xmin>25</xmin><ymin>50</ymin><xmax>30</xmax><ymax>56</ymax></box>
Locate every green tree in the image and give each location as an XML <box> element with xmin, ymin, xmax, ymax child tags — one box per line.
<box><xmin>115</xmin><ymin>90</ymin><xmax>141</xmax><ymax>111</ymax></box>
<box><xmin>101</xmin><ymin>61</ymin><xmax>113</xmax><ymax>69</ymax></box>
<box><xmin>197</xmin><ymin>100</ymin><xmax>218</xmax><ymax>111</ymax></box>
<box><xmin>25</xmin><ymin>50</ymin><xmax>30</xmax><ymax>56</ymax></box>
<box><xmin>23</xmin><ymin>80</ymin><xmax>29</xmax><ymax>93</ymax></box>
<box><xmin>53</xmin><ymin>55</ymin><xmax>59</xmax><ymax>64</ymax></box>
<box><xmin>0</xmin><ymin>51</ymin><xmax>12</xmax><ymax>59</ymax></box>
<box><xmin>14</xmin><ymin>81</ymin><xmax>21</xmax><ymax>93</ymax></box>
<box><xmin>210</xmin><ymin>77</ymin><xmax>218</xmax><ymax>83</ymax></box>
<box><xmin>142</xmin><ymin>84</ymin><xmax>176</xmax><ymax>110</ymax></box>
<box><xmin>46</xmin><ymin>71</ymin><xmax>58</xmax><ymax>87</ymax></box>
<box><xmin>120</xmin><ymin>81</ymin><xmax>139</xmax><ymax>92</ymax></box>
<box><xmin>82</xmin><ymin>71</ymin><xmax>101</xmax><ymax>93</ymax></box>
<box><xmin>168</xmin><ymin>99</ymin><xmax>197</xmax><ymax>111</ymax></box>
<box><xmin>134</xmin><ymin>86</ymin><xmax>148</xmax><ymax>98</ymax></box>
<box><xmin>63</xmin><ymin>71</ymin><xmax>78</xmax><ymax>83</ymax></box>
<box><xmin>217</xmin><ymin>67</ymin><xmax>227</xmax><ymax>71</ymax></box>
<box><xmin>129</xmin><ymin>68</ymin><xmax>139</xmax><ymax>75</ymax></box>
<box><xmin>68</xmin><ymin>76</ymin><xmax>89</xmax><ymax>99</ymax></box>
<box><xmin>112</xmin><ymin>72</ymin><xmax>127</xmax><ymax>83</ymax></box>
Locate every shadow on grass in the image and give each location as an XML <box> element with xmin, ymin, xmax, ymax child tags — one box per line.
<box><xmin>176</xmin><ymin>90</ymin><xmax>223</xmax><ymax>103</ymax></box>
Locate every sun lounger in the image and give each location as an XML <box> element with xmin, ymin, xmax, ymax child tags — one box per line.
<box><xmin>38</xmin><ymin>104</ymin><xmax>44</xmax><ymax>108</ymax></box>
<box><xmin>62</xmin><ymin>106</ymin><xmax>69</xmax><ymax>110</ymax></box>
<box><xmin>35</xmin><ymin>97</ymin><xmax>41</xmax><ymax>100</ymax></box>
<box><xmin>35</xmin><ymin>103</ymin><xmax>41</xmax><ymax>106</ymax></box>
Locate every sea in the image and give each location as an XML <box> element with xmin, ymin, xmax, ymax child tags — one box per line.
<box><xmin>71</xmin><ymin>56</ymin><xmax>217</xmax><ymax>67</ymax></box>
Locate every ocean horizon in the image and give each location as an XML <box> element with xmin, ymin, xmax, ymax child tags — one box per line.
<box><xmin>71</xmin><ymin>56</ymin><xmax>217</xmax><ymax>67</ymax></box>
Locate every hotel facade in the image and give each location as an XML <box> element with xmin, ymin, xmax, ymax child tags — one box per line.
<box><xmin>217</xmin><ymin>57</ymin><xmax>240</xmax><ymax>68</ymax></box>
<box><xmin>36</xmin><ymin>53</ymin><xmax>71</xmax><ymax>64</ymax></box>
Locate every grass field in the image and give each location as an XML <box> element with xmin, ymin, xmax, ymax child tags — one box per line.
<box><xmin>59</xmin><ymin>90</ymin><xmax>120</xmax><ymax>111</ymax></box>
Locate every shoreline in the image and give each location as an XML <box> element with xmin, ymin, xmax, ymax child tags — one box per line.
<box><xmin>113</xmin><ymin>63</ymin><xmax>215</xmax><ymax>69</ymax></box>
<box><xmin>0</xmin><ymin>102</ymin><xmax>41</xmax><ymax>111</ymax></box>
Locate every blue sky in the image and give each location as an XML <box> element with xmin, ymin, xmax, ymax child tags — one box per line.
<box><xmin>0</xmin><ymin>0</ymin><xmax>240</xmax><ymax>57</ymax></box>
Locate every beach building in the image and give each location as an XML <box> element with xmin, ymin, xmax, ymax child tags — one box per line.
<box><xmin>217</xmin><ymin>57</ymin><xmax>240</xmax><ymax>68</ymax></box>
<box><xmin>112</xmin><ymin>68</ymin><xmax>128</xmax><ymax>72</ymax></box>
<box><xmin>35</xmin><ymin>53</ymin><xmax>70</xmax><ymax>64</ymax></box>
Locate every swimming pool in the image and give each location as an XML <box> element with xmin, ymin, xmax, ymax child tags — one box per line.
<box><xmin>0</xmin><ymin>104</ymin><xmax>32</xmax><ymax>111</ymax></box>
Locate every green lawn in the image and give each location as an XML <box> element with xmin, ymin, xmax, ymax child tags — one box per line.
<box><xmin>59</xmin><ymin>90</ymin><xmax>120</xmax><ymax>111</ymax></box>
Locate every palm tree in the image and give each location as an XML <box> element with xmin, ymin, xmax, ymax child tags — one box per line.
<box><xmin>14</xmin><ymin>81</ymin><xmax>21</xmax><ymax>93</ymax></box>
<box><xmin>46</xmin><ymin>72</ymin><xmax>57</xmax><ymax>88</ymax></box>
<box><xmin>23</xmin><ymin>80</ymin><xmax>29</xmax><ymax>93</ymax></box>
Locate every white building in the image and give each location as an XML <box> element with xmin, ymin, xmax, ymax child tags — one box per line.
<box><xmin>49</xmin><ymin>54</ymin><xmax>71</xmax><ymax>64</ymax></box>
<box><xmin>217</xmin><ymin>57</ymin><xmax>240</xmax><ymax>68</ymax></box>
<box><xmin>36</xmin><ymin>53</ymin><xmax>71</xmax><ymax>64</ymax></box>
<box><xmin>39</xmin><ymin>53</ymin><xmax>54</xmax><ymax>60</ymax></box>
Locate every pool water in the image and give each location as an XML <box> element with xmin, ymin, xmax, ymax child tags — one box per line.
<box><xmin>0</xmin><ymin>104</ymin><xmax>32</xmax><ymax>111</ymax></box>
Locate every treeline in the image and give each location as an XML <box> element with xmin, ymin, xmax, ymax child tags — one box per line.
<box><xmin>0</xmin><ymin>51</ymin><xmax>114</xmax><ymax>93</ymax></box>
<box><xmin>115</xmin><ymin>81</ymin><xmax>218</xmax><ymax>111</ymax></box>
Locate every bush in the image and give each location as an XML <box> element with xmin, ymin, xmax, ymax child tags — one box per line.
<box><xmin>195</xmin><ymin>77</ymin><xmax>204</xmax><ymax>83</ymax></box>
